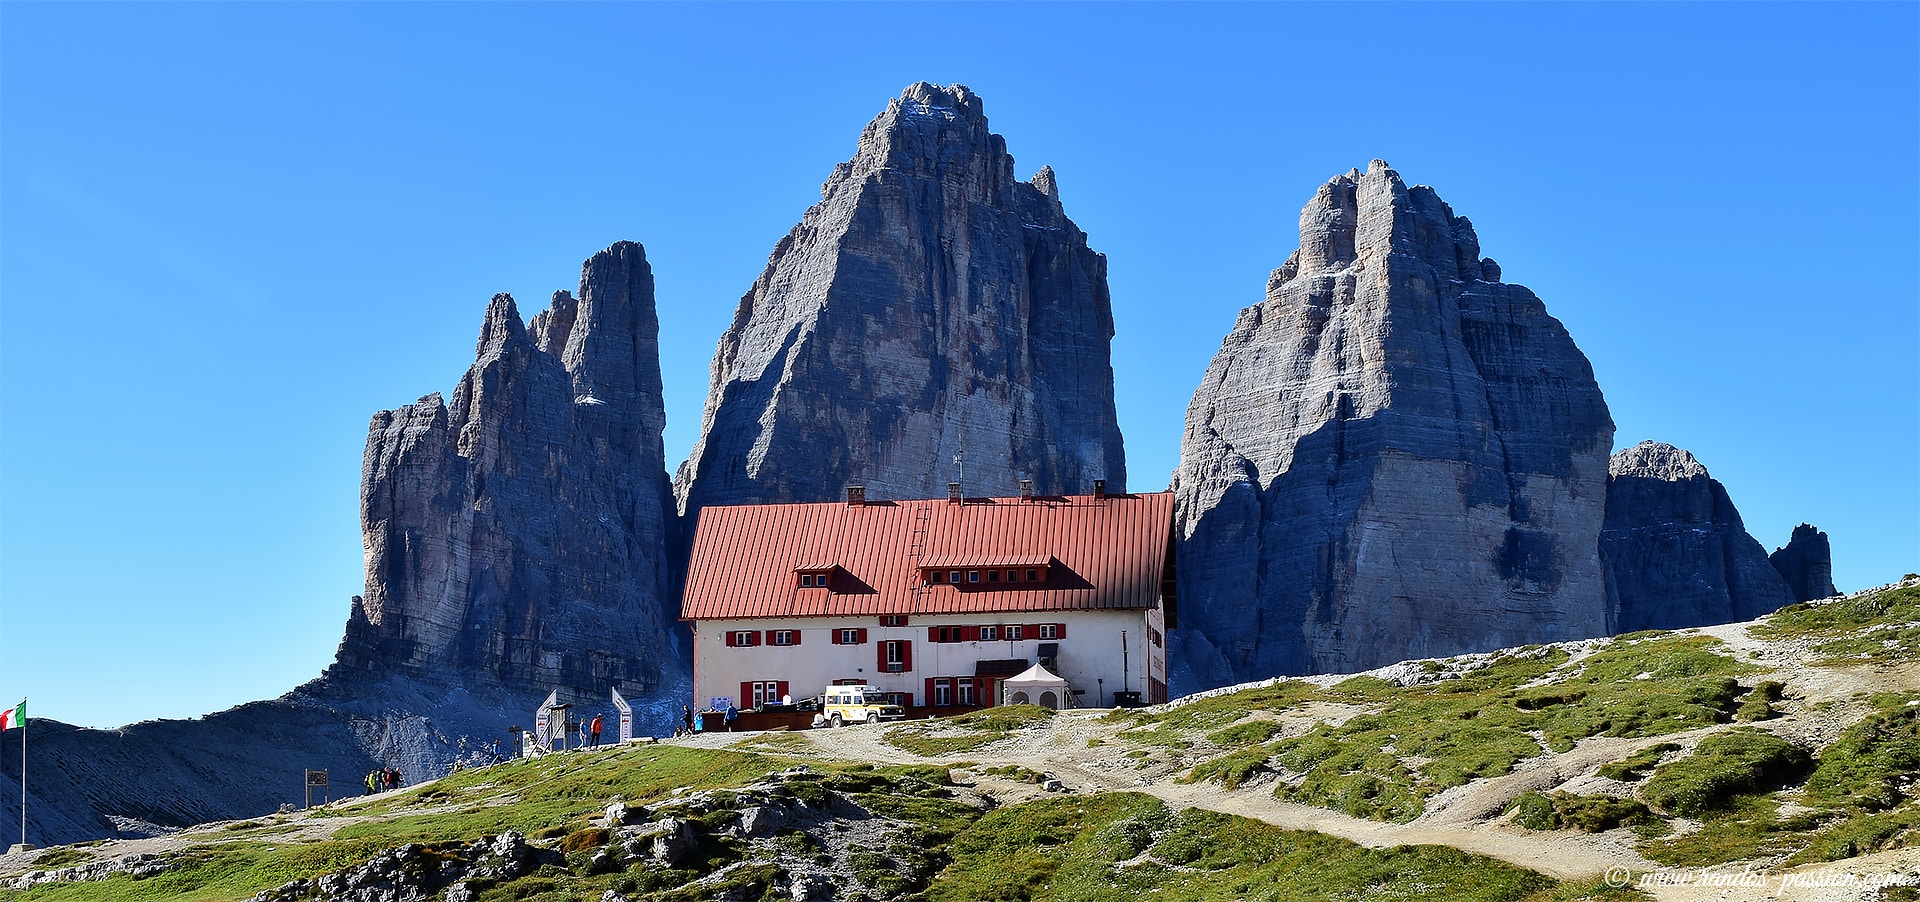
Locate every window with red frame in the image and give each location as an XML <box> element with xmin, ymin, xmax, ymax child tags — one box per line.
<box><xmin>878</xmin><ymin>640</ymin><xmax>912</xmax><ymax>673</ymax></box>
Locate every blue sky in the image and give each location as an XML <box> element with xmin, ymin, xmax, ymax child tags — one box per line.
<box><xmin>3</xmin><ymin>2</ymin><xmax>1914</xmax><ymax>730</ymax></box>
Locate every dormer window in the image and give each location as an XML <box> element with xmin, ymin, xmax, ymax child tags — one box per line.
<box><xmin>794</xmin><ymin>565</ymin><xmax>835</xmax><ymax>589</ymax></box>
<box><xmin>918</xmin><ymin>557</ymin><xmax>1051</xmax><ymax>589</ymax></box>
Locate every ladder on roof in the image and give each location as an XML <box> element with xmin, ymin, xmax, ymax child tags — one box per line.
<box><xmin>906</xmin><ymin>504</ymin><xmax>933</xmax><ymax>612</ymax></box>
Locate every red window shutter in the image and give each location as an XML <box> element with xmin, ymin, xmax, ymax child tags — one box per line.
<box><xmin>877</xmin><ymin>642</ymin><xmax>887</xmax><ymax>671</ymax></box>
<box><xmin>856</xmin><ymin>628</ymin><xmax>868</xmax><ymax>644</ymax></box>
<box><xmin>899</xmin><ymin>693</ymin><xmax>914</xmax><ymax>708</ymax></box>
<box><xmin>777</xmin><ymin>681</ymin><xmax>790</xmax><ymax>701</ymax></box>
<box><xmin>791</xmin><ymin>630</ymin><xmax>802</xmax><ymax>646</ymax></box>
<box><xmin>925</xmin><ymin>678</ymin><xmax>936</xmax><ymax>702</ymax></box>
<box><xmin>928</xmin><ymin>627</ymin><xmax>939</xmax><ymax>642</ymax></box>
<box><xmin>752</xmin><ymin>631</ymin><xmax>763</xmax><ymax>646</ymax></box>
<box><xmin>739</xmin><ymin>682</ymin><xmax>751</xmax><ymax>707</ymax></box>
<box><xmin>1055</xmin><ymin>623</ymin><xmax>1066</xmax><ymax>639</ymax></box>
<box><xmin>902</xmin><ymin>640</ymin><xmax>913</xmax><ymax>672</ymax></box>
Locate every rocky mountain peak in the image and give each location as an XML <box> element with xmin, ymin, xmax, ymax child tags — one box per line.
<box><xmin>1610</xmin><ymin>440</ymin><xmax>1709</xmax><ymax>481</ymax></box>
<box><xmin>476</xmin><ymin>292</ymin><xmax>530</xmax><ymax>355</ymax></box>
<box><xmin>1771</xmin><ymin>522</ymin><xmax>1839</xmax><ymax>601</ymax></box>
<box><xmin>1603</xmin><ymin>441</ymin><xmax>1794</xmax><ymax>631</ymax></box>
<box><xmin>675</xmin><ymin>85</ymin><xmax>1126</xmax><ymax>514</ymax></box>
<box><xmin>1172</xmin><ymin>162</ymin><xmax>1613</xmax><ymax>690</ymax></box>
<box><xmin>1278</xmin><ymin>161</ymin><xmax>1490</xmax><ymax>291</ymax></box>
<box><xmin>833</xmin><ymin>83</ymin><xmax>1004</xmax><ymax>202</ymax></box>
<box><xmin>895</xmin><ymin>80</ymin><xmax>983</xmax><ymax>120</ymax></box>
<box><xmin>337</xmin><ymin>242</ymin><xmax>679</xmax><ymax>700</ymax></box>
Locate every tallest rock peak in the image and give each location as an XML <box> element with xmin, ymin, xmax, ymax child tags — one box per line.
<box><xmin>895</xmin><ymin>81</ymin><xmax>981</xmax><ymax>115</ymax></box>
<box><xmin>834</xmin><ymin>82</ymin><xmax>1011</xmax><ymax>206</ymax></box>
<box><xmin>675</xmin><ymin>86</ymin><xmax>1124</xmax><ymax>514</ymax></box>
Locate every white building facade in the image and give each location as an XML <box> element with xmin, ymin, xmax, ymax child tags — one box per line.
<box><xmin>681</xmin><ymin>490</ymin><xmax>1176</xmax><ymax>712</ymax></box>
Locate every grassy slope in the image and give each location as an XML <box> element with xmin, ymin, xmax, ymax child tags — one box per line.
<box><xmin>1163</xmin><ymin>635</ymin><xmax>1756</xmax><ymax>822</ymax></box>
<box><xmin>929</xmin><ymin>793</ymin><xmax>1636</xmax><ymax>902</ymax></box>
<box><xmin>1154</xmin><ymin>580</ymin><xmax>1920</xmax><ymax>870</ymax></box>
<box><xmin>1</xmin><ymin>742</ymin><xmax>1633</xmax><ymax>901</ymax></box>
<box><xmin>3</xmin><ymin>746</ymin><xmax>789</xmax><ymax>902</ymax></box>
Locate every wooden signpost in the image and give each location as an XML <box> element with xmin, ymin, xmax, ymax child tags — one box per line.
<box><xmin>304</xmin><ymin>769</ymin><xmax>328</xmax><ymax>809</ymax></box>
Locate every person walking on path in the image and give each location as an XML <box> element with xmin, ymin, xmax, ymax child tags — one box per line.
<box><xmin>724</xmin><ymin>702</ymin><xmax>739</xmax><ymax>732</ymax></box>
<box><xmin>365</xmin><ymin>770</ymin><xmax>379</xmax><ymax>795</ymax></box>
<box><xmin>590</xmin><ymin>713</ymin><xmax>604</xmax><ymax>747</ymax></box>
<box><xmin>680</xmin><ymin>705</ymin><xmax>693</xmax><ymax>737</ymax></box>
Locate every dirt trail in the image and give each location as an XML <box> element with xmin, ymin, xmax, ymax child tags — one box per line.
<box><xmin>691</xmin><ymin>713</ymin><xmax>1639</xmax><ymax>882</ymax></box>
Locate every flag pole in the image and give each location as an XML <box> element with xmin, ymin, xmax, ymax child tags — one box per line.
<box><xmin>18</xmin><ymin>697</ymin><xmax>25</xmax><ymax>848</ymax></box>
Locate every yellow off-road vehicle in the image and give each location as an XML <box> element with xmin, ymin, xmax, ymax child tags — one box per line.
<box><xmin>814</xmin><ymin>685</ymin><xmax>906</xmax><ymax>727</ymax></box>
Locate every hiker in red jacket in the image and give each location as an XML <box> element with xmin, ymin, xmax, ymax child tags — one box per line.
<box><xmin>589</xmin><ymin>713</ymin><xmax>604</xmax><ymax>747</ymax></box>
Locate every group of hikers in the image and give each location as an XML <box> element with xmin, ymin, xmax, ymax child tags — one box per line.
<box><xmin>362</xmin><ymin>767</ymin><xmax>403</xmax><ymax>795</ymax></box>
<box><xmin>671</xmin><ymin>702</ymin><xmax>739</xmax><ymax>737</ymax></box>
<box><xmin>584</xmin><ymin>713</ymin><xmax>604</xmax><ymax>747</ymax></box>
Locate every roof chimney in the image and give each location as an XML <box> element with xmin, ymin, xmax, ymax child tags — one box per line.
<box><xmin>1093</xmin><ymin>479</ymin><xmax>1107</xmax><ymax>500</ymax></box>
<box><xmin>846</xmin><ymin>485</ymin><xmax>865</xmax><ymax>506</ymax></box>
<box><xmin>948</xmin><ymin>482</ymin><xmax>963</xmax><ymax>504</ymax></box>
<box><xmin>1019</xmin><ymin>479</ymin><xmax>1033</xmax><ymax>501</ymax></box>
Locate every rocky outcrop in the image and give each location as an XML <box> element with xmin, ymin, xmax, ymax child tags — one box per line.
<box><xmin>674</xmin><ymin>83</ymin><xmax>1126</xmax><ymax>512</ymax></box>
<box><xmin>1601</xmin><ymin>441</ymin><xmax>1796</xmax><ymax>631</ymax></box>
<box><xmin>0</xmin><ymin>244</ymin><xmax>691</xmax><ymax>848</ymax></box>
<box><xmin>1170</xmin><ymin>161</ymin><xmax>1615</xmax><ymax>691</ymax></box>
<box><xmin>237</xmin><ymin>767</ymin><xmax>976</xmax><ymax>902</ymax></box>
<box><xmin>333</xmin><ymin>241</ymin><xmax>680</xmax><ymax>699</ymax></box>
<box><xmin>245</xmin><ymin>830</ymin><xmax>564</xmax><ymax>902</ymax></box>
<box><xmin>4</xmin><ymin>851</ymin><xmax>179</xmax><ymax>891</ymax></box>
<box><xmin>1771</xmin><ymin>523</ymin><xmax>1838</xmax><ymax>601</ymax></box>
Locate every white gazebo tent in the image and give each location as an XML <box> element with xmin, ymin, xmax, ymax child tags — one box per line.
<box><xmin>1000</xmin><ymin>663</ymin><xmax>1074</xmax><ymax>710</ymax></box>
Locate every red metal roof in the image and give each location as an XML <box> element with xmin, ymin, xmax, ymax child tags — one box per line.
<box><xmin>681</xmin><ymin>492</ymin><xmax>1176</xmax><ymax>621</ymax></box>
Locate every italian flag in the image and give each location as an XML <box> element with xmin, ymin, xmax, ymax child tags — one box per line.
<box><xmin>0</xmin><ymin>700</ymin><xmax>22</xmax><ymax>731</ymax></box>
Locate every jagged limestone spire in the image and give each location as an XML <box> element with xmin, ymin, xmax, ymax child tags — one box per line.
<box><xmin>674</xmin><ymin>84</ymin><xmax>1126</xmax><ymax>515</ymax></box>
